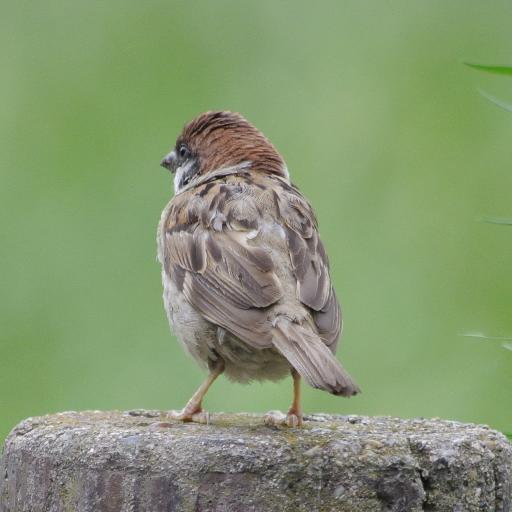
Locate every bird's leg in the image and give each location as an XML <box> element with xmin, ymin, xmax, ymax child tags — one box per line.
<box><xmin>287</xmin><ymin>368</ymin><xmax>303</xmax><ymax>427</ymax></box>
<box><xmin>167</xmin><ymin>358</ymin><xmax>225</xmax><ymax>423</ymax></box>
<box><xmin>264</xmin><ymin>368</ymin><xmax>303</xmax><ymax>428</ymax></box>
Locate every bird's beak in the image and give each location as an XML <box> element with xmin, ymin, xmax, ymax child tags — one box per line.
<box><xmin>160</xmin><ymin>150</ymin><xmax>177</xmax><ymax>173</ymax></box>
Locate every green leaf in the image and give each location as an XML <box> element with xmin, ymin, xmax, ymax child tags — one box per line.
<box><xmin>464</xmin><ymin>62</ymin><xmax>512</xmax><ymax>75</ymax></box>
<box><xmin>506</xmin><ymin>433</ymin><xmax>512</xmax><ymax>441</ymax></box>
<box><xmin>480</xmin><ymin>216</ymin><xmax>512</xmax><ymax>226</ymax></box>
<box><xmin>478</xmin><ymin>90</ymin><xmax>512</xmax><ymax>113</ymax></box>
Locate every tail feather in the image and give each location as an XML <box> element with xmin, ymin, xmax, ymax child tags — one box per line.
<box><xmin>272</xmin><ymin>318</ymin><xmax>360</xmax><ymax>397</ymax></box>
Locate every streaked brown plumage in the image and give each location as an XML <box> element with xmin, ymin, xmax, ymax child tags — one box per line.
<box><xmin>157</xmin><ymin>111</ymin><xmax>359</xmax><ymax>426</ymax></box>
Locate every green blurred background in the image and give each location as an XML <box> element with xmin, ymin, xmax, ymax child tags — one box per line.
<box><xmin>1</xmin><ymin>1</ymin><xmax>512</xmax><ymax>443</ymax></box>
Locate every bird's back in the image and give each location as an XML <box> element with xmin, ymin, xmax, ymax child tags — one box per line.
<box><xmin>159</xmin><ymin>169</ymin><xmax>341</xmax><ymax>347</ymax></box>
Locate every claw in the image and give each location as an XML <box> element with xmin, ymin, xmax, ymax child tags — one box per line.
<box><xmin>264</xmin><ymin>410</ymin><xmax>303</xmax><ymax>428</ymax></box>
<box><xmin>286</xmin><ymin>413</ymin><xmax>302</xmax><ymax>428</ymax></box>
<box><xmin>166</xmin><ymin>407</ymin><xmax>210</xmax><ymax>424</ymax></box>
<box><xmin>191</xmin><ymin>411</ymin><xmax>210</xmax><ymax>424</ymax></box>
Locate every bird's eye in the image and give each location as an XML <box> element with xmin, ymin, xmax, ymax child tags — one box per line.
<box><xmin>178</xmin><ymin>144</ymin><xmax>189</xmax><ymax>159</ymax></box>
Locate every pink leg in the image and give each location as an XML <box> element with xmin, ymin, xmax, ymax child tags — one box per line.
<box><xmin>264</xmin><ymin>368</ymin><xmax>303</xmax><ymax>428</ymax></box>
<box><xmin>167</xmin><ymin>358</ymin><xmax>225</xmax><ymax>424</ymax></box>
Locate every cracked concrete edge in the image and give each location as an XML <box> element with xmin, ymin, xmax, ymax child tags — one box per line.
<box><xmin>1</xmin><ymin>411</ymin><xmax>511</xmax><ymax>512</ymax></box>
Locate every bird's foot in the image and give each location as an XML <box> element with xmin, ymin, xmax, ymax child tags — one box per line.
<box><xmin>165</xmin><ymin>406</ymin><xmax>211</xmax><ymax>424</ymax></box>
<box><xmin>264</xmin><ymin>410</ymin><xmax>303</xmax><ymax>428</ymax></box>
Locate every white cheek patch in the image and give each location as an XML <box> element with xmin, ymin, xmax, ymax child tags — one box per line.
<box><xmin>173</xmin><ymin>167</ymin><xmax>184</xmax><ymax>194</ymax></box>
<box><xmin>174</xmin><ymin>160</ymin><xmax>195</xmax><ymax>195</ymax></box>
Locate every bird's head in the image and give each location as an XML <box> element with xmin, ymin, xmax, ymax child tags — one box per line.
<box><xmin>160</xmin><ymin>111</ymin><xmax>288</xmax><ymax>194</ymax></box>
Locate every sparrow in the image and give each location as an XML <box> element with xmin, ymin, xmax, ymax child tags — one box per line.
<box><xmin>157</xmin><ymin>111</ymin><xmax>359</xmax><ymax>427</ymax></box>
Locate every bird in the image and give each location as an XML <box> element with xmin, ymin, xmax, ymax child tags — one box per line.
<box><xmin>157</xmin><ymin>111</ymin><xmax>359</xmax><ymax>427</ymax></box>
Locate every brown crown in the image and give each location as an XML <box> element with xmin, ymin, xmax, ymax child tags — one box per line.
<box><xmin>177</xmin><ymin>111</ymin><xmax>287</xmax><ymax>178</ymax></box>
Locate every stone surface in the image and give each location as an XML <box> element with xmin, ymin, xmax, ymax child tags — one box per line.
<box><xmin>0</xmin><ymin>411</ymin><xmax>511</xmax><ymax>511</ymax></box>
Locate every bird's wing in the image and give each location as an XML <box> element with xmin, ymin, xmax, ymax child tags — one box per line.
<box><xmin>160</xmin><ymin>174</ymin><xmax>341</xmax><ymax>350</ymax></box>
<box><xmin>160</xmin><ymin>178</ymin><xmax>283</xmax><ymax>348</ymax></box>
<box><xmin>271</xmin><ymin>180</ymin><xmax>342</xmax><ymax>348</ymax></box>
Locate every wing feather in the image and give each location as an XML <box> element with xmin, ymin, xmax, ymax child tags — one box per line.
<box><xmin>162</xmin><ymin>183</ymin><xmax>283</xmax><ymax>348</ymax></box>
<box><xmin>276</xmin><ymin>185</ymin><xmax>342</xmax><ymax>346</ymax></box>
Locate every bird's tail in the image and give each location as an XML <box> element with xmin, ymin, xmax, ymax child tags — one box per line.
<box><xmin>271</xmin><ymin>317</ymin><xmax>360</xmax><ymax>397</ymax></box>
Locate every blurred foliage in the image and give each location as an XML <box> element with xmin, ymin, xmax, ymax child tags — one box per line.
<box><xmin>481</xmin><ymin>216</ymin><xmax>512</xmax><ymax>226</ymax></box>
<box><xmin>465</xmin><ymin>61</ymin><xmax>512</xmax><ymax>361</ymax></box>
<box><xmin>1</xmin><ymin>1</ymin><xmax>512</xmax><ymax>442</ymax></box>
<box><xmin>478</xmin><ymin>90</ymin><xmax>512</xmax><ymax>113</ymax></box>
<box><xmin>464</xmin><ymin>63</ymin><xmax>512</xmax><ymax>75</ymax></box>
<box><xmin>466</xmin><ymin>62</ymin><xmax>512</xmax><ymax>112</ymax></box>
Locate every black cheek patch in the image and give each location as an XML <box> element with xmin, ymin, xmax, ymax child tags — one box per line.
<box><xmin>179</xmin><ymin>159</ymin><xmax>200</xmax><ymax>189</ymax></box>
